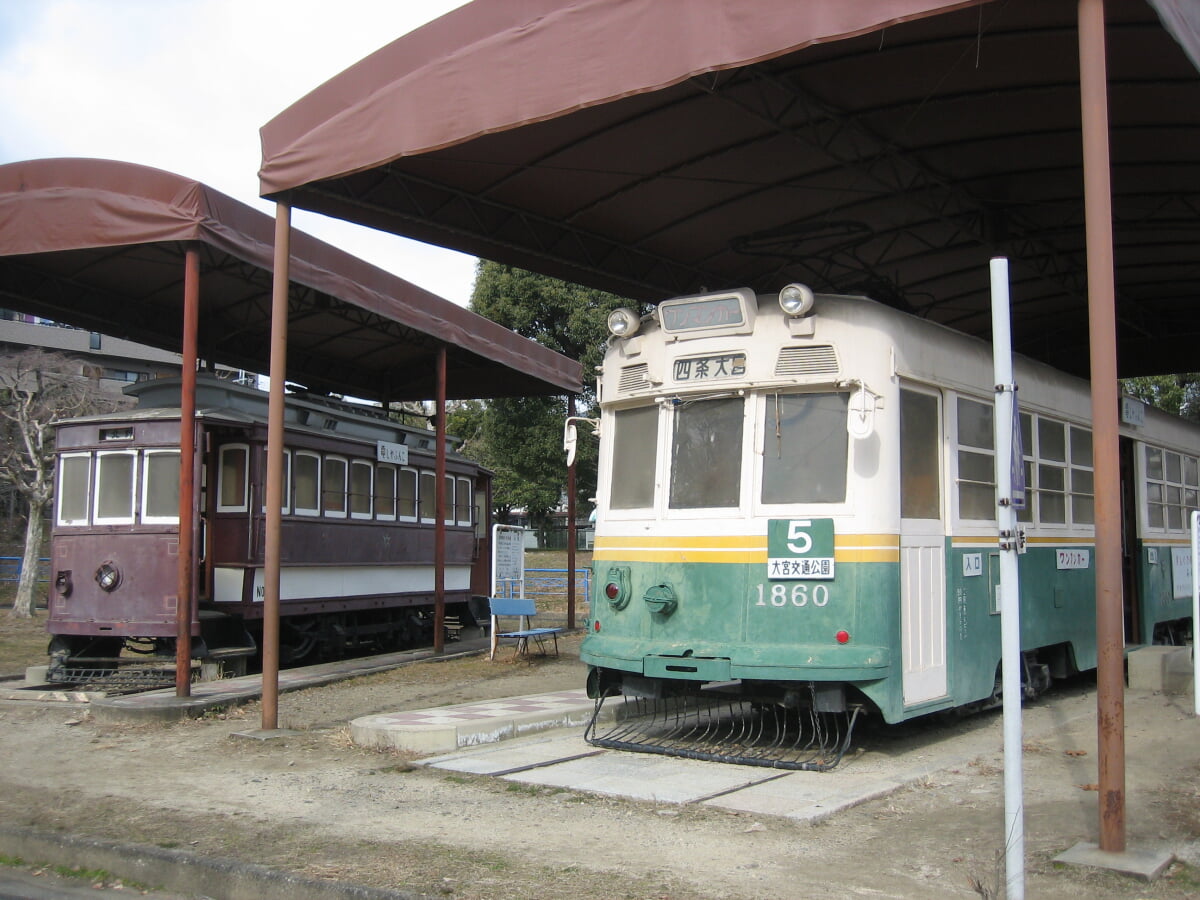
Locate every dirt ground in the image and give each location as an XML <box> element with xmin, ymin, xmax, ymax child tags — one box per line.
<box><xmin>1</xmin><ymin>619</ymin><xmax>1199</xmax><ymax>900</ymax></box>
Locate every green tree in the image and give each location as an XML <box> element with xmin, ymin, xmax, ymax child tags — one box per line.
<box><xmin>1122</xmin><ymin>374</ymin><xmax>1200</xmax><ymax>422</ymax></box>
<box><xmin>467</xmin><ymin>262</ymin><xmax>645</xmax><ymax>529</ymax></box>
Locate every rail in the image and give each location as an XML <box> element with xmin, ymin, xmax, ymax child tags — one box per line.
<box><xmin>0</xmin><ymin>557</ymin><xmax>50</xmax><ymax>583</ymax></box>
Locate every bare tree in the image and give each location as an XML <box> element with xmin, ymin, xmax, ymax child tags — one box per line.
<box><xmin>0</xmin><ymin>350</ymin><xmax>120</xmax><ymax>617</ymax></box>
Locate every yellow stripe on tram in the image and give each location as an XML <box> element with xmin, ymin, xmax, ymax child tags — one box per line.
<box><xmin>593</xmin><ymin>533</ymin><xmax>900</xmax><ymax>564</ymax></box>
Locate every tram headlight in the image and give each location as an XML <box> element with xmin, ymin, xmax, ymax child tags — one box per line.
<box><xmin>95</xmin><ymin>562</ymin><xmax>121</xmax><ymax>592</ymax></box>
<box><xmin>607</xmin><ymin>308</ymin><xmax>641</xmax><ymax>338</ymax></box>
<box><xmin>778</xmin><ymin>283</ymin><xmax>815</xmax><ymax>317</ymax></box>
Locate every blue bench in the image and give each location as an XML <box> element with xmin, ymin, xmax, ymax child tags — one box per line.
<box><xmin>488</xmin><ymin>596</ymin><xmax>562</xmax><ymax>659</ymax></box>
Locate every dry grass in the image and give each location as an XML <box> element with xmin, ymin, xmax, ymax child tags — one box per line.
<box><xmin>0</xmin><ymin>584</ymin><xmax>50</xmax><ymax>675</ymax></box>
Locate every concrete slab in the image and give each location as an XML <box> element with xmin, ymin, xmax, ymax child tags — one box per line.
<box><xmin>1127</xmin><ymin>646</ymin><xmax>1195</xmax><ymax>694</ymax></box>
<box><xmin>422</xmin><ymin>731</ymin><xmax>599</xmax><ymax>775</ymax></box>
<box><xmin>703</xmin><ymin>770</ymin><xmax>905</xmax><ymax>821</ymax></box>
<box><xmin>1054</xmin><ymin>841</ymin><xmax>1175</xmax><ymax>881</ymax></box>
<box><xmin>501</xmin><ymin>744</ymin><xmax>789</xmax><ymax>804</ymax></box>
<box><xmin>349</xmin><ymin>688</ymin><xmax>602</xmax><ymax>754</ymax></box>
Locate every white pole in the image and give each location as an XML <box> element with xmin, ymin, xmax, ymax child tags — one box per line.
<box><xmin>991</xmin><ymin>257</ymin><xmax>1025</xmax><ymax>900</ymax></box>
<box><xmin>1192</xmin><ymin>510</ymin><xmax>1199</xmax><ymax>717</ymax></box>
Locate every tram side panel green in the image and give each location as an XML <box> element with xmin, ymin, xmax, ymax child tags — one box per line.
<box><xmin>1139</xmin><ymin>542</ymin><xmax>1192</xmax><ymax>641</ymax></box>
<box><xmin>948</xmin><ymin>545</ymin><xmax>1098</xmax><ymax>696</ymax></box>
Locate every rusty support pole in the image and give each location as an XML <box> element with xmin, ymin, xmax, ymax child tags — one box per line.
<box><xmin>174</xmin><ymin>245</ymin><xmax>200</xmax><ymax>697</ymax></box>
<box><xmin>433</xmin><ymin>346</ymin><xmax>447</xmax><ymax>653</ymax></box>
<box><xmin>262</xmin><ymin>203</ymin><xmax>291</xmax><ymax>731</ymax></box>
<box><xmin>567</xmin><ymin>394</ymin><xmax>577</xmax><ymax>630</ymax></box>
<box><xmin>1079</xmin><ymin>0</ymin><xmax>1125</xmax><ymax>853</ymax></box>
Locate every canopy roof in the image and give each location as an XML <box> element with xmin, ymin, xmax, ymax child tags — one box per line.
<box><xmin>0</xmin><ymin>157</ymin><xmax>581</xmax><ymax>402</ymax></box>
<box><xmin>259</xmin><ymin>0</ymin><xmax>1200</xmax><ymax>379</ymax></box>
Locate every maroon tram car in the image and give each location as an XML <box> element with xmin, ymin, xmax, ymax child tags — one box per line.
<box><xmin>47</xmin><ymin>376</ymin><xmax>491</xmax><ymax>682</ymax></box>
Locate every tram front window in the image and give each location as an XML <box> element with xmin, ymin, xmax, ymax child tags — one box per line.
<box><xmin>610</xmin><ymin>406</ymin><xmax>658</xmax><ymax>509</ymax></box>
<box><xmin>670</xmin><ymin>397</ymin><xmax>743</xmax><ymax>509</ymax></box>
<box><xmin>761</xmin><ymin>393</ymin><xmax>849</xmax><ymax>504</ymax></box>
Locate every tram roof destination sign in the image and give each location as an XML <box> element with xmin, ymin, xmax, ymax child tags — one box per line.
<box><xmin>259</xmin><ymin>0</ymin><xmax>1200</xmax><ymax>381</ymax></box>
<box><xmin>0</xmin><ymin>158</ymin><xmax>582</xmax><ymax>404</ymax></box>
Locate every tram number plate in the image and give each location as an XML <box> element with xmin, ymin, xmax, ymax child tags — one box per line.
<box><xmin>767</xmin><ymin>518</ymin><xmax>835</xmax><ymax>580</ymax></box>
<box><xmin>753</xmin><ymin>582</ymin><xmax>831</xmax><ymax>608</ymax></box>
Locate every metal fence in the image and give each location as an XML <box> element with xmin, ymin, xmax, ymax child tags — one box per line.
<box><xmin>0</xmin><ymin>557</ymin><xmax>49</xmax><ymax>583</ymax></box>
<box><xmin>495</xmin><ymin>568</ymin><xmax>591</xmax><ymax>604</ymax></box>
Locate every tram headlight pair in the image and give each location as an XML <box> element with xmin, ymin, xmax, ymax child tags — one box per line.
<box><xmin>778</xmin><ymin>283</ymin><xmax>815</xmax><ymax>317</ymax></box>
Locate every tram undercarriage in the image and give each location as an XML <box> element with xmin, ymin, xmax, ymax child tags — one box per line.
<box><xmin>45</xmin><ymin>601</ymin><xmax>476</xmax><ymax>691</ymax></box>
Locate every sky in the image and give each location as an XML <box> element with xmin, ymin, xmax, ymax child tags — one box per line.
<box><xmin>0</xmin><ymin>0</ymin><xmax>479</xmax><ymax>306</ymax></box>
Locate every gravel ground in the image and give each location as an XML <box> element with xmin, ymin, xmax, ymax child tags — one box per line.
<box><xmin>1</xmin><ymin>631</ymin><xmax>1199</xmax><ymax>899</ymax></box>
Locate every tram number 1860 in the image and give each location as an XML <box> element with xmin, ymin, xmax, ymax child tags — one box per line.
<box><xmin>753</xmin><ymin>583</ymin><xmax>831</xmax><ymax>608</ymax></box>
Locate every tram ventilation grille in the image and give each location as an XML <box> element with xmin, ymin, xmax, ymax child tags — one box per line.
<box><xmin>775</xmin><ymin>345</ymin><xmax>839</xmax><ymax>378</ymax></box>
<box><xmin>619</xmin><ymin>364</ymin><xmax>652</xmax><ymax>392</ymax></box>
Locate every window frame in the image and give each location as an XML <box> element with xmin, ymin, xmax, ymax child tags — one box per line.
<box><xmin>93</xmin><ymin>449</ymin><xmax>139</xmax><ymax>525</ymax></box>
<box><xmin>349</xmin><ymin>459</ymin><xmax>374</xmax><ymax>520</ymax></box>
<box><xmin>293</xmin><ymin>450</ymin><xmax>321</xmax><ymax>517</ymax></box>
<box><xmin>141</xmin><ymin>448</ymin><xmax>181</xmax><ymax>524</ymax></box>
<box><xmin>216</xmin><ymin>443</ymin><xmax>250</xmax><ymax>514</ymax></box>
<box><xmin>56</xmin><ymin>452</ymin><xmax>93</xmax><ymax>526</ymax></box>
<box><xmin>323</xmin><ymin>455</ymin><xmax>348</xmax><ymax>519</ymax></box>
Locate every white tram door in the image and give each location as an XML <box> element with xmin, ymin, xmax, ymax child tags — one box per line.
<box><xmin>898</xmin><ymin>387</ymin><xmax>949</xmax><ymax>705</ymax></box>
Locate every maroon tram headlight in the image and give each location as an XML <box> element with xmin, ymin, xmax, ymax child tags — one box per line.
<box><xmin>95</xmin><ymin>562</ymin><xmax>121</xmax><ymax>592</ymax></box>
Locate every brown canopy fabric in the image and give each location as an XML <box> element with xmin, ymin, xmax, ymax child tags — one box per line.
<box><xmin>0</xmin><ymin>157</ymin><xmax>582</xmax><ymax>401</ymax></box>
<box><xmin>259</xmin><ymin>0</ymin><xmax>1200</xmax><ymax>379</ymax></box>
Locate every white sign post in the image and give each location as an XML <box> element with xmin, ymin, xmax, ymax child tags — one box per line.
<box><xmin>490</xmin><ymin>525</ymin><xmax>526</xmax><ymax>659</ymax></box>
<box><xmin>991</xmin><ymin>257</ymin><xmax>1025</xmax><ymax>900</ymax></box>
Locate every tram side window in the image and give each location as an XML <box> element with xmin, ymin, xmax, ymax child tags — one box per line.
<box><xmin>474</xmin><ymin>487</ymin><xmax>487</xmax><ymax>538</ymax></box>
<box><xmin>1018</xmin><ymin>414</ymin><xmax>1034</xmax><ymax>524</ymax></box>
<box><xmin>350</xmin><ymin>460</ymin><xmax>373</xmax><ymax>519</ymax></box>
<box><xmin>1146</xmin><ymin>447</ymin><xmax>1198</xmax><ymax>531</ymax></box>
<box><xmin>956</xmin><ymin>397</ymin><xmax>995</xmax><ymax>520</ymax></box>
<box><xmin>397</xmin><ymin>467</ymin><xmax>418</xmax><ymax>520</ymax></box>
<box><xmin>456</xmin><ymin>477</ymin><xmax>473</xmax><ymax>525</ymax></box>
<box><xmin>142</xmin><ymin>450</ymin><xmax>181</xmax><ymax>523</ymax></box>
<box><xmin>294</xmin><ymin>451</ymin><xmax>320</xmax><ymax>516</ymax></box>
<box><xmin>324</xmin><ymin>456</ymin><xmax>348</xmax><ymax>518</ymax></box>
<box><xmin>57</xmin><ymin>453</ymin><xmax>92</xmax><ymax>526</ymax></box>
<box><xmin>762</xmin><ymin>392</ymin><xmax>849</xmax><ymax>504</ymax></box>
<box><xmin>94</xmin><ymin>450</ymin><xmax>137</xmax><ymax>524</ymax></box>
<box><xmin>217</xmin><ymin>444</ymin><xmax>249</xmax><ymax>513</ymax></box>
<box><xmin>1070</xmin><ymin>426</ymin><xmax>1094</xmax><ymax>525</ymax></box>
<box><xmin>1037</xmin><ymin>419</ymin><xmax>1067</xmax><ymax>524</ymax></box>
<box><xmin>899</xmin><ymin>390</ymin><xmax>939</xmax><ymax>518</ymax></box>
<box><xmin>443</xmin><ymin>475</ymin><xmax>455</xmax><ymax>525</ymax></box>
<box><xmin>610</xmin><ymin>406</ymin><xmax>659</xmax><ymax>509</ymax></box>
<box><xmin>375</xmin><ymin>464</ymin><xmax>397</xmax><ymax>521</ymax></box>
<box><xmin>419</xmin><ymin>471</ymin><xmax>437</xmax><ymax>522</ymax></box>
<box><xmin>670</xmin><ymin>397</ymin><xmax>743</xmax><ymax>509</ymax></box>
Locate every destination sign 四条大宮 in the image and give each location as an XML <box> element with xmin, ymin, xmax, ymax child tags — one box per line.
<box><xmin>673</xmin><ymin>354</ymin><xmax>747</xmax><ymax>382</ymax></box>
